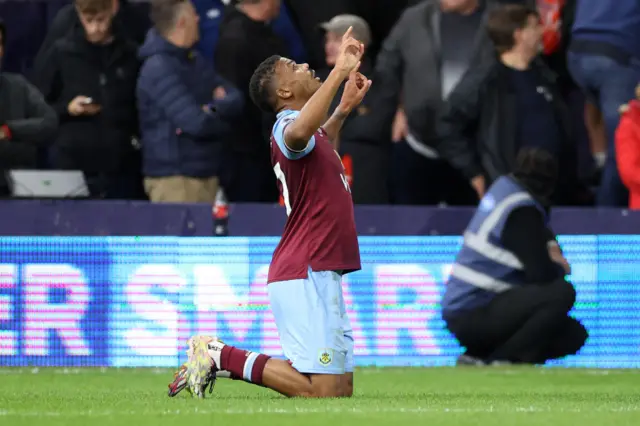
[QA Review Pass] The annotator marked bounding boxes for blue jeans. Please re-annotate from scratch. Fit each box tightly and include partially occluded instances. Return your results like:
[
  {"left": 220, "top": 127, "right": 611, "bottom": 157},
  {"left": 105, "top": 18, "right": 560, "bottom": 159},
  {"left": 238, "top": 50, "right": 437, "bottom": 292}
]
[{"left": 568, "top": 52, "right": 640, "bottom": 206}]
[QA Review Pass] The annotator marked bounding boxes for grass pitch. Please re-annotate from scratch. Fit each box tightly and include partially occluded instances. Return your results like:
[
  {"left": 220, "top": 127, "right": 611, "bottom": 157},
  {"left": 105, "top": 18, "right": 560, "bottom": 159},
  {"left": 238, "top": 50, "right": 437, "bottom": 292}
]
[{"left": 1, "top": 367, "right": 639, "bottom": 426}]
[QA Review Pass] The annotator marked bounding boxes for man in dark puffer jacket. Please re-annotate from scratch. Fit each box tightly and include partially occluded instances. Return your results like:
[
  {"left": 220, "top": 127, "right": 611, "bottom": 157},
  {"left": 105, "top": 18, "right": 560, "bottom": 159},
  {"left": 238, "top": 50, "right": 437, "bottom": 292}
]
[{"left": 137, "top": 0, "right": 242, "bottom": 203}]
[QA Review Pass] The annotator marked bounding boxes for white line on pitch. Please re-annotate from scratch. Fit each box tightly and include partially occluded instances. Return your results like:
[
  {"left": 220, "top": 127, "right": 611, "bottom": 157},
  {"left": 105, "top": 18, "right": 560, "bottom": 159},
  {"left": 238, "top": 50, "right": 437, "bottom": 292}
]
[{"left": 1, "top": 406, "right": 640, "bottom": 417}]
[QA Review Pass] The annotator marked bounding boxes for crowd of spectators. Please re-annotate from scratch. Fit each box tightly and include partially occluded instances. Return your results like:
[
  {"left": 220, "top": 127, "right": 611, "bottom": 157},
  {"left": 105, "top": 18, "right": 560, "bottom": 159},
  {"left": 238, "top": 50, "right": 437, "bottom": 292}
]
[{"left": 0, "top": 0, "right": 639, "bottom": 208}]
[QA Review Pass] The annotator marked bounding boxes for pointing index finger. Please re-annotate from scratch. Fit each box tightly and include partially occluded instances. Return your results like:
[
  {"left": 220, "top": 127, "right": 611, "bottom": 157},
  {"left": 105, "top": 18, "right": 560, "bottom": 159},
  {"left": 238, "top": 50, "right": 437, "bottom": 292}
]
[{"left": 342, "top": 26, "right": 353, "bottom": 42}]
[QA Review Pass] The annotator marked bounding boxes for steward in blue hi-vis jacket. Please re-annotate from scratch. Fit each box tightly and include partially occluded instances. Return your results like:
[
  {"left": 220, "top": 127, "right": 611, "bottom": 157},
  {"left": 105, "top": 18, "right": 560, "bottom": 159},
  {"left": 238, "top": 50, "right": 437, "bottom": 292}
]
[
  {"left": 441, "top": 175, "right": 547, "bottom": 314},
  {"left": 440, "top": 148, "right": 588, "bottom": 366}
]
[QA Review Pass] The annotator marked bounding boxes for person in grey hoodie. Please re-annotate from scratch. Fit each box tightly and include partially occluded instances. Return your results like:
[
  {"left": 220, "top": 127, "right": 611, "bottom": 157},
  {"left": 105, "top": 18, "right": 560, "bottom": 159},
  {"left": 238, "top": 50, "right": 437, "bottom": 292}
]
[{"left": 375, "top": 0, "right": 494, "bottom": 206}]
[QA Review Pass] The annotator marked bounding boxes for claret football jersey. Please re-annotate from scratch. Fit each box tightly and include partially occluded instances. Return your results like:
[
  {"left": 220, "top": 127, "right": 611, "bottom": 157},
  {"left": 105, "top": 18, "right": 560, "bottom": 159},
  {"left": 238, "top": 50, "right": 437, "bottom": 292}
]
[{"left": 267, "top": 109, "right": 361, "bottom": 283}]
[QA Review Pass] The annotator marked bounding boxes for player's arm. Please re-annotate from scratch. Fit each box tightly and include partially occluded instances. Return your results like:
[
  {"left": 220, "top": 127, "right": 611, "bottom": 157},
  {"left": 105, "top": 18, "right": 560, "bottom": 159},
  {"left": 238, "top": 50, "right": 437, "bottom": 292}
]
[
  {"left": 284, "top": 28, "right": 363, "bottom": 152},
  {"left": 322, "top": 108, "right": 349, "bottom": 151},
  {"left": 323, "top": 71, "right": 372, "bottom": 150},
  {"left": 284, "top": 67, "right": 349, "bottom": 152}
]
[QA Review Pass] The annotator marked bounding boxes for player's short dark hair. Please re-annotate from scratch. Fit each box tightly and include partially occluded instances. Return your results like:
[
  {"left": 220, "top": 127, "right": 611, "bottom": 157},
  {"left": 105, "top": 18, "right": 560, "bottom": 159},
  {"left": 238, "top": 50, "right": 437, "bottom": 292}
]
[
  {"left": 249, "top": 55, "right": 281, "bottom": 112},
  {"left": 486, "top": 4, "right": 539, "bottom": 54},
  {"left": 151, "top": 0, "right": 188, "bottom": 35}
]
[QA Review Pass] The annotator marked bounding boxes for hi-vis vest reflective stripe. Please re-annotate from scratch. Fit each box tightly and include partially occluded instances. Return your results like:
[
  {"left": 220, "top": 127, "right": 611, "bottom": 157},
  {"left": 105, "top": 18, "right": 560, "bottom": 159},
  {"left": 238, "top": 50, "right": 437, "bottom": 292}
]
[
  {"left": 442, "top": 176, "right": 544, "bottom": 313},
  {"left": 442, "top": 176, "right": 546, "bottom": 313},
  {"left": 450, "top": 191, "right": 532, "bottom": 293}
]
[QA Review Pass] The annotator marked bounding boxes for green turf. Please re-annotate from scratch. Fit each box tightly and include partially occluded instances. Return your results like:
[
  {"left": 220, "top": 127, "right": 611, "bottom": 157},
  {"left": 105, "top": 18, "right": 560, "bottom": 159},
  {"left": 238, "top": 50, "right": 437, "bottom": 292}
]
[{"left": 1, "top": 367, "right": 639, "bottom": 426}]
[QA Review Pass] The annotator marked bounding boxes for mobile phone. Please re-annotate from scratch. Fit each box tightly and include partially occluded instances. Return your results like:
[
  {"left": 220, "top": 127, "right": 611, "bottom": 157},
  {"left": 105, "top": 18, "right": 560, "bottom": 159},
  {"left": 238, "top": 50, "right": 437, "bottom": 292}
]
[{"left": 82, "top": 97, "right": 95, "bottom": 105}]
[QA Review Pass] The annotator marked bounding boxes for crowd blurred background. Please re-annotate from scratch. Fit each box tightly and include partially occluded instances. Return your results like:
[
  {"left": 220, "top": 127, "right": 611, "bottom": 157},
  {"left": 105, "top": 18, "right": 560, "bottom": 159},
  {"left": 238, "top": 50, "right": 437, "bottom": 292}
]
[{"left": 0, "top": 0, "right": 638, "bottom": 208}]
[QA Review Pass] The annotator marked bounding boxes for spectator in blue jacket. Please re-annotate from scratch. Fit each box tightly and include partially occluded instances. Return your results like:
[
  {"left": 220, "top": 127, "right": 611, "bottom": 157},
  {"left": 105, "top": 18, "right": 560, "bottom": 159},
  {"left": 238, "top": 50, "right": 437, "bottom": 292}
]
[
  {"left": 137, "top": 0, "right": 243, "bottom": 203},
  {"left": 568, "top": 0, "right": 640, "bottom": 207}
]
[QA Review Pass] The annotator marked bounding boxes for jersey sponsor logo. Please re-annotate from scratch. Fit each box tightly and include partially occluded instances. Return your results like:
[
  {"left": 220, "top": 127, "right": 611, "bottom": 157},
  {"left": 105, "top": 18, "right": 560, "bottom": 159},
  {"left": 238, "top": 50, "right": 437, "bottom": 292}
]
[{"left": 318, "top": 349, "right": 333, "bottom": 366}]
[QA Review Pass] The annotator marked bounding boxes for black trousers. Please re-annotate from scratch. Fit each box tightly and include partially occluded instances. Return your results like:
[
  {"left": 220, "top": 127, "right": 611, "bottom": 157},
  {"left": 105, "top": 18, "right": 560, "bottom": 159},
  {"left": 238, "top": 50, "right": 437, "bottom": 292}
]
[
  {"left": 445, "top": 279, "right": 588, "bottom": 364},
  {"left": 390, "top": 140, "right": 477, "bottom": 206},
  {"left": 341, "top": 141, "right": 390, "bottom": 205},
  {"left": 220, "top": 152, "right": 278, "bottom": 203},
  {"left": 84, "top": 173, "right": 146, "bottom": 200}
]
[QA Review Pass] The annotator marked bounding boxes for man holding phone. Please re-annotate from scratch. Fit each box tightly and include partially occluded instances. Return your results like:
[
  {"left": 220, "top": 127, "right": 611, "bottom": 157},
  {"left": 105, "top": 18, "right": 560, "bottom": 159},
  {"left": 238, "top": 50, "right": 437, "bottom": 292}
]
[
  {"left": 36, "top": 0, "right": 143, "bottom": 199},
  {"left": 67, "top": 96, "right": 101, "bottom": 117}
]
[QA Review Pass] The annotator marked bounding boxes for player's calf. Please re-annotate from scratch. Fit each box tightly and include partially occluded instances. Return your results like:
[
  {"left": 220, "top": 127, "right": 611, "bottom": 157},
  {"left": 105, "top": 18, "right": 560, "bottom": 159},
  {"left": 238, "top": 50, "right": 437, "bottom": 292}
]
[
  {"left": 207, "top": 340, "right": 348, "bottom": 398},
  {"left": 171, "top": 336, "right": 351, "bottom": 399},
  {"left": 206, "top": 339, "right": 271, "bottom": 387}
]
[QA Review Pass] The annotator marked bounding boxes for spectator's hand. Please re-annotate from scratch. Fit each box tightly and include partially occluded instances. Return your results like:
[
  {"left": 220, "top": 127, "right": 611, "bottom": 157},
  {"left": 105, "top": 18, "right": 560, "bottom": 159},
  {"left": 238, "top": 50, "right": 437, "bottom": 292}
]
[
  {"left": 338, "top": 70, "right": 372, "bottom": 113},
  {"left": 471, "top": 175, "right": 485, "bottom": 199},
  {"left": 68, "top": 96, "right": 101, "bottom": 116},
  {"left": 213, "top": 86, "right": 227, "bottom": 100},
  {"left": 392, "top": 108, "right": 408, "bottom": 142},
  {"left": 83, "top": 103, "right": 102, "bottom": 115},
  {"left": 0, "top": 126, "right": 7, "bottom": 141},
  {"left": 335, "top": 26, "right": 364, "bottom": 78},
  {"left": 548, "top": 243, "right": 571, "bottom": 275}
]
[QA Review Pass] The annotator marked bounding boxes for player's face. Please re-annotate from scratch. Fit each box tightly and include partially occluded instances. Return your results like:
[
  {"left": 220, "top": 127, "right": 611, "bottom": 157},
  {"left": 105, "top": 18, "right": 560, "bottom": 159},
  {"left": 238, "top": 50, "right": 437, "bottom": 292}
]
[
  {"left": 276, "top": 58, "right": 322, "bottom": 100},
  {"left": 324, "top": 32, "right": 342, "bottom": 67}
]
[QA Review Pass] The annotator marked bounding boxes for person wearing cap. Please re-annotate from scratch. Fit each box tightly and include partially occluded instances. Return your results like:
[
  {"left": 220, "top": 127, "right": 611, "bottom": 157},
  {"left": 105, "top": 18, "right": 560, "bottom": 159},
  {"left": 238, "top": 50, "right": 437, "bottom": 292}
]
[
  {"left": 318, "top": 14, "right": 394, "bottom": 204},
  {"left": 441, "top": 147, "right": 588, "bottom": 366},
  {"left": 321, "top": 15, "right": 371, "bottom": 66}
]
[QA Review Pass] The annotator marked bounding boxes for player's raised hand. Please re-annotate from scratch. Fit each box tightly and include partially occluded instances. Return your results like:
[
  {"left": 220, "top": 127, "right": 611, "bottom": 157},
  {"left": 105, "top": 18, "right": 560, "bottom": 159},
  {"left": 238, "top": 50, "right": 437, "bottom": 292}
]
[
  {"left": 334, "top": 26, "right": 365, "bottom": 77},
  {"left": 338, "top": 69, "right": 372, "bottom": 113}
]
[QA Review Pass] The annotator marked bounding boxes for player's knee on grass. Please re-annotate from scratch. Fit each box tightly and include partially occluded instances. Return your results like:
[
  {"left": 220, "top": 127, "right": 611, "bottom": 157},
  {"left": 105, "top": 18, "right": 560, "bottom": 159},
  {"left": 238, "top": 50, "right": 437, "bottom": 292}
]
[
  {"left": 261, "top": 358, "right": 344, "bottom": 398},
  {"left": 341, "top": 373, "right": 353, "bottom": 397},
  {"left": 308, "top": 374, "right": 344, "bottom": 398}
]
